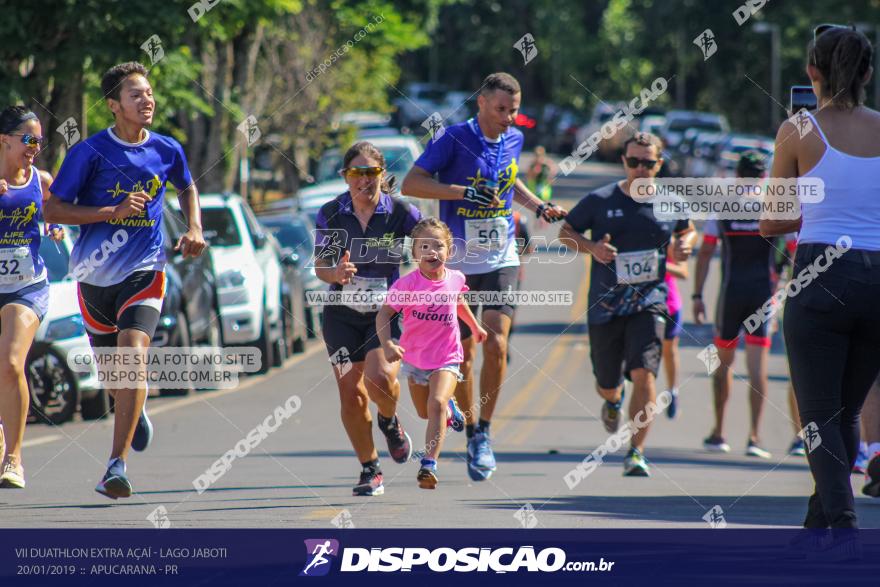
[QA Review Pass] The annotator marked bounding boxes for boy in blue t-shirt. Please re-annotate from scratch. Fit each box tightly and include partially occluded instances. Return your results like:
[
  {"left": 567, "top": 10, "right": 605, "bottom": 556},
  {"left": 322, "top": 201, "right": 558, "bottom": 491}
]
[{"left": 45, "top": 61, "right": 206, "bottom": 499}]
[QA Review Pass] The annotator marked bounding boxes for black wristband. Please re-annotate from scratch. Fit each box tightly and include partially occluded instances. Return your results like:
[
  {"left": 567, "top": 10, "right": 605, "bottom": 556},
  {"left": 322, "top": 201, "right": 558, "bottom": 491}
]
[
  {"left": 535, "top": 203, "right": 546, "bottom": 219},
  {"left": 691, "top": 294, "right": 702, "bottom": 300}
]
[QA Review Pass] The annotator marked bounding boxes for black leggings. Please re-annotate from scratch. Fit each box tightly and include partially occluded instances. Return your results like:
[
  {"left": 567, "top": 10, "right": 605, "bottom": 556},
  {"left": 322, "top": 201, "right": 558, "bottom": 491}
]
[{"left": 783, "top": 244, "right": 880, "bottom": 529}]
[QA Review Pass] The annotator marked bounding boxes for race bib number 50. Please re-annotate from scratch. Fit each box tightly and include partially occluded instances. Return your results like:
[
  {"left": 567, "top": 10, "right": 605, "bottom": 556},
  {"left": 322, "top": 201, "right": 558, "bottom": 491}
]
[
  {"left": 465, "top": 217, "right": 508, "bottom": 252},
  {"left": 615, "top": 249, "right": 659, "bottom": 284}
]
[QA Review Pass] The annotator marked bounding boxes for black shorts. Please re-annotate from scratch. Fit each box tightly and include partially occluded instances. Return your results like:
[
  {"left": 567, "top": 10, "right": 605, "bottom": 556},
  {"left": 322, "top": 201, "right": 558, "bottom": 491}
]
[
  {"left": 715, "top": 285, "right": 772, "bottom": 348},
  {"left": 322, "top": 304, "right": 401, "bottom": 364},
  {"left": 459, "top": 265, "right": 519, "bottom": 339},
  {"left": 588, "top": 309, "right": 665, "bottom": 389},
  {"left": 77, "top": 270, "right": 165, "bottom": 347}
]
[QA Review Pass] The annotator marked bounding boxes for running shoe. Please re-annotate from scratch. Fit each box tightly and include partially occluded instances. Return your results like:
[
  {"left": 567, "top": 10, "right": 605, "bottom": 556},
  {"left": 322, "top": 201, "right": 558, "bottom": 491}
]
[
  {"left": 95, "top": 458, "right": 132, "bottom": 499},
  {"left": 863, "top": 453, "right": 880, "bottom": 498},
  {"left": 666, "top": 389, "right": 679, "bottom": 419},
  {"left": 623, "top": 447, "right": 650, "bottom": 477},
  {"left": 418, "top": 460, "right": 438, "bottom": 490},
  {"left": 601, "top": 391, "right": 624, "bottom": 433},
  {"left": 467, "top": 430, "right": 496, "bottom": 481},
  {"left": 0, "top": 458, "right": 24, "bottom": 489},
  {"left": 788, "top": 438, "right": 807, "bottom": 457},
  {"left": 353, "top": 469, "right": 384, "bottom": 496},
  {"left": 381, "top": 417, "right": 412, "bottom": 464},
  {"left": 131, "top": 407, "right": 153, "bottom": 452},
  {"left": 446, "top": 398, "right": 465, "bottom": 432},
  {"left": 746, "top": 440, "right": 772, "bottom": 459},
  {"left": 703, "top": 435, "right": 731, "bottom": 453},
  {"left": 853, "top": 444, "right": 869, "bottom": 475}
]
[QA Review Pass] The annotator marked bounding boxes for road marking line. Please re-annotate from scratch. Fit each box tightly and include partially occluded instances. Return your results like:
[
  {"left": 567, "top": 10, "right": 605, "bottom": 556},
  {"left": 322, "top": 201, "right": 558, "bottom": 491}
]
[
  {"left": 22, "top": 434, "right": 64, "bottom": 448},
  {"left": 491, "top": 257, "right": 589, "bottom": 438},
  {"left": 505, "top": 340, "right": 586, "bottom": 446},
  {"left": 23, "top": 344, "right": 325, "bottom": 447}
]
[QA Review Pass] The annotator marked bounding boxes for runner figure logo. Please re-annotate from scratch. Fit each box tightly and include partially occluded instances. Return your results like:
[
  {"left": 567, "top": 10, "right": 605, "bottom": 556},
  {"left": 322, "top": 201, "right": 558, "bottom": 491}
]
[
  {"left": 330, "top": 347, "right": 352, "bottom": 377},
  {"left": 237, "top": 115, "right": 262, "bottom": 146},
  {"left": 140, "top": 34, "right": 165, "bottom": 65},
  {"left": 56, "top": 117, "right": 81, "bottom": 147},
  {"left": 693, "top": 29, "right": 717, "bottom": 61},
  {"left": 422, "top": 112, "right": 446, "bottom": 142},
  {"left": 300, "top": 539, "right": 339, "bottom": 576},
  {"left": 697, "top": 344, "right": 721, "bottom": 375},
  {"left": 789, "top": 109, "right": 814, "bottom": 139},
  {"left": 702, "top": 505, "right": 727, "bottom": 529},
  {"left": 799, "top": 422, "right": 822, "bottom": 453},
  {"left": 514, "top": 33, "right": 538, "bottom": 65}
]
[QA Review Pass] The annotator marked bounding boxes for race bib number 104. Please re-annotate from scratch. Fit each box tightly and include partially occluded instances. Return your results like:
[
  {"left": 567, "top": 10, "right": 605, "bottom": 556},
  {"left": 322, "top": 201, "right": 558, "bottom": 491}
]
[{"left": 615, "top": 249, "right": 659, "bottom": 284}]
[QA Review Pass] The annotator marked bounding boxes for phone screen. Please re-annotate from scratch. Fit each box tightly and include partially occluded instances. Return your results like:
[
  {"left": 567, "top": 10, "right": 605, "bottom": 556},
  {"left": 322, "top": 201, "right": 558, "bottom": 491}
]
[{"left": 790, "top": 86, "right": 817, "bottom": 113}]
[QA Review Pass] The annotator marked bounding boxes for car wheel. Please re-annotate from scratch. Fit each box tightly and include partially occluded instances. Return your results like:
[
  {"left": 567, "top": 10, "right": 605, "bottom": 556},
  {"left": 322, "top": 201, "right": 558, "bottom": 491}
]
[
  {"left": 26, "top": 343, "right": 79, "bottom": 425},
  {"left": 255, "top": 307, "right": 274, "bottom": 375},
  {"left": 80, "top": 388, "right": 111, "bottom": 421},
  {"left": 160, "top": 311, "right": 194, "bottom": 397}
]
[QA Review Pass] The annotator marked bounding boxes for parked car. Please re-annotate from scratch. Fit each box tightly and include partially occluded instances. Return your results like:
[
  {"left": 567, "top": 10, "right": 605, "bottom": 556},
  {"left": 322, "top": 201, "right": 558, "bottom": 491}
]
[
  {"left": 258, "top": 208, "right": 327, "bottom": 338},
  {"left": 392, "top": 82, "right": 448, "bottom": 129},
  {"left": 152, "top": 203, "right": 222, "bottom": 395},
  {"left": 28, "top": 226, "right": 106, "bottom": 424},
  {"left": 297, "top": 134, "right": 432, "bottom": 223},
  {"left": 660, "top": 110, "right": 730, "bottom": 152},
  {"left": 192, "top": 193, "right": 285, "bottom": 374},
  {"left": 712, "top": 133, "right": 774, "bottom": 177},
  {"left": 257, "top": 210, "right": 321, "bottom": 345},
  {"left": 682, "top": 131, "right": 728, "bottom": 177}
]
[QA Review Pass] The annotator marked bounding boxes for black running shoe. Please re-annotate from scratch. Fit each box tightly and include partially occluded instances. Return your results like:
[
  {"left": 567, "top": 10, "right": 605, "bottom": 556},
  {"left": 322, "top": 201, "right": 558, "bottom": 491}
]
[
  {"left": 353, "top": 469, "right": 384, "bottom": 496},
  {"left": 382, "top": 418, "right": 413, "bottom": 464}
]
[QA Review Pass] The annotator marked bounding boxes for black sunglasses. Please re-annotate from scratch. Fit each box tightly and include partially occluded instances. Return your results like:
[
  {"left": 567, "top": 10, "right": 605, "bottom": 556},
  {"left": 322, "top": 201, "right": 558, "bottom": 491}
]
[
  {"left": 625, "top": 157, "right": 658, "bottom": 170},
  {"left": 814, "top": 23, "right": 856, "bottom": 41}
]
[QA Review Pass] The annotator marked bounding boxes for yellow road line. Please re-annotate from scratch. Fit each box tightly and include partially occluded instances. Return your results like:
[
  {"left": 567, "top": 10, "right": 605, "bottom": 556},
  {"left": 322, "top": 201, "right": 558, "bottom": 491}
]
[{"left": 492, "top": 257, "right": 590, "bottom": 438}]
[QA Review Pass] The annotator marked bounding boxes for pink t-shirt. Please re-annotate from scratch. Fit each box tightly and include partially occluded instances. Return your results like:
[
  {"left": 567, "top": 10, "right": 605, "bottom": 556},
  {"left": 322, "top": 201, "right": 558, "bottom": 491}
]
[
  {"left": 665, "top": 270, "right": 681, "bottom": 315},
  {"left": 387, "top": 268, "right": 468, "bottom": 370}
]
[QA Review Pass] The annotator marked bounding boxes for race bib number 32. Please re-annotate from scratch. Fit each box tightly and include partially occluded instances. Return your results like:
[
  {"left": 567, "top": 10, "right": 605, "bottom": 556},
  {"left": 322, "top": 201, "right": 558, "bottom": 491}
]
[
  {"left": 615, "top": 249, "right": 659, "bottom": 284},
  {"left": 0, "top": 246, "right": 33, "bottom": 284}
]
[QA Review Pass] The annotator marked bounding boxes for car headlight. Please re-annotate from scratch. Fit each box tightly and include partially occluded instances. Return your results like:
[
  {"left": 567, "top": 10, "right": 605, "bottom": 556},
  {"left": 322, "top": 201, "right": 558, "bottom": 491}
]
[
  {"left": 45, "top": 315, "right": 86, "bottom": 340},
  {"left": 218, "top": 269, "right": 246, "bottom": 289}
]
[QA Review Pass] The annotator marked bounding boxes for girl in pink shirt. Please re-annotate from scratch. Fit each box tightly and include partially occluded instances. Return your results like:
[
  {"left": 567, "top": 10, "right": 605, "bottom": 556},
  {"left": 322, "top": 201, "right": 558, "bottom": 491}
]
[{"left": 377, "top": 218, "right": 487, "bottom": 489}]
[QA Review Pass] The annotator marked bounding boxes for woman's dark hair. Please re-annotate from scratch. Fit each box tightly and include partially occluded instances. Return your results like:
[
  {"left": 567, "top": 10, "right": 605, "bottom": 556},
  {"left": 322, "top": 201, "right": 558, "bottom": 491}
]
[
  {"left": 342, "top": 141, "right": 397, "bottom": 194},
  {"left": 809, "top": 27, "right": 873, "bottom": 108},
  {"left": 101, "top": 62, "right": 149, "bottom": 101},
  {"left": 0, "top": 105, "right": 37, "bottom": 134}
]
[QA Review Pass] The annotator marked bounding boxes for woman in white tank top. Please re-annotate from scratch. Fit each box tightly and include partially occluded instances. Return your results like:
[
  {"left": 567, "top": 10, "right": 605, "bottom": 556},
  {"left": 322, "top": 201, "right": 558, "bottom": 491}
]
[{"left": 761, "top": 25, "right": 880, "bottom": 544}]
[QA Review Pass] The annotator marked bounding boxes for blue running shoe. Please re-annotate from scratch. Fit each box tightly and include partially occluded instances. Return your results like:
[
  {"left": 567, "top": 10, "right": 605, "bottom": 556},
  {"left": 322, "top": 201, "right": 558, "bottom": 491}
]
[
  {"left": 131, "top": 407, "right": 153, "bottom": 452},
  {"left": 788, "top": 437, "right": 807, "bottom": 457},
  {"left": 854, "top": 444, "right": 869, "bottom": 475},
  {"left": 95, "top": 458, "right": 132, "bottom": 499},
  {"left": 467, "top": 430, "right": 496, "bottom": 482},
  {"left": 447, "top": 398, "right": 465, "bottom": 432}
]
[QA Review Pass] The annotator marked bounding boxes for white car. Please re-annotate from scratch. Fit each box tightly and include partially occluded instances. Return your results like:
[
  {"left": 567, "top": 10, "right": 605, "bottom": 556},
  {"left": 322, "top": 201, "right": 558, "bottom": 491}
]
[
  {"left": 29, "top": 226, "right": 106, "bottom": 425},
  {"left": 193, "top": 194, "right": 285, "bottom": 374},
  {"left": 297, "top": 134, "right": 435, "bottom": 222}
]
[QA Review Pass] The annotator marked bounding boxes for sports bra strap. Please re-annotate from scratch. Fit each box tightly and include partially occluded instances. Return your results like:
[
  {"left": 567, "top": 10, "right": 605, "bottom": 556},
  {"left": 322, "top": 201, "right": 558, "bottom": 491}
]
[{"left": 802, "top": 110, "right": 830, "bottom": 145}]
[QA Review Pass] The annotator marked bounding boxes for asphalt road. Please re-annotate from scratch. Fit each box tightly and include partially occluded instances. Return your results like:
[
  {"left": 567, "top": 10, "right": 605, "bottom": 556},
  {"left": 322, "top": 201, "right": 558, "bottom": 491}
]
[{"left": 4, "top": 162, "right": 879, "bottom": 529}]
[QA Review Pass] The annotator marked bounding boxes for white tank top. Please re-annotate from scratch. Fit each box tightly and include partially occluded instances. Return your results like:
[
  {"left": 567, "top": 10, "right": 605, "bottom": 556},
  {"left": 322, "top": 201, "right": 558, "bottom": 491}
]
[{"left": 798, "top": 111, "right": 880, "bottom": 251}]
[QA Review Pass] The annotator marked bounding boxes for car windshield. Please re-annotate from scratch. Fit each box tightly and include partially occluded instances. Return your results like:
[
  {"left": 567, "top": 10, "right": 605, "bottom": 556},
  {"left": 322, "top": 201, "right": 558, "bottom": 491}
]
[
  {"left": 669, "top": 118, "right": 722, "bottom": 132},
  {"left": 316, "top": 146, "right": 414, "bottom": 183},
  {"left": 202, "top": 208, "right": 242, "bottom": 246},
  {"left": 39, "top": 237, "right": 70, "bottom": 283},
  {"left": 260, "top": 218, "right": 312, "bottom": 251}
]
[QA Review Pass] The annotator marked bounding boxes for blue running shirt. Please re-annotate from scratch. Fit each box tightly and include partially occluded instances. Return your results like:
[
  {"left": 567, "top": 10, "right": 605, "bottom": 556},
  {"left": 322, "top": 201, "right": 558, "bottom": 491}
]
[
  {"left": 414, "top": 119, "right": 523, "bottom": 275},
  {"left": 0, "top": 166, "right": 46, "bottom": 293},
  {"left": 50, "top": 128, "right": 193, "bottom": 286}
]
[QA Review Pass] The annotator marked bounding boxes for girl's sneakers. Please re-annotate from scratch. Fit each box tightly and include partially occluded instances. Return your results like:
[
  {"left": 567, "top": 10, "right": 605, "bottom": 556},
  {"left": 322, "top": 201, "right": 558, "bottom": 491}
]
[{"left": 418, "top": 459, "right": 438, "bottom": 489}]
